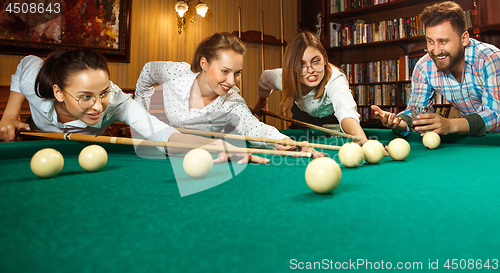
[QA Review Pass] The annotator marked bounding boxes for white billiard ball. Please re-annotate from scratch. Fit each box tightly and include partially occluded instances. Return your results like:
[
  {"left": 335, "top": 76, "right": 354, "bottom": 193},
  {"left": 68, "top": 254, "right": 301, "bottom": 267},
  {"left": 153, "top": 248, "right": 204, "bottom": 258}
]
[
  {"left": 387, "top": 138, "right": 411, "bottom": 161},
  {"left": 30, "top": 148, "right": 64, "bottom": 178},
  {"left": 79, "top": 145, "right": 108, "bottom": 172},
  {"left": 362, "top": 140, "right": 385, "bottom": 164},
  {"left": 338, "top": 142, "right": 364, "bottom": 168},
  {"left": 183, "top": 148, "right": 213, "bottom": 178},
  {"left": 422, "top": 131, "right": 441, "bottom": 149},
  {"left": 305, "top": 157, "right": 342, "bottom": 194}
]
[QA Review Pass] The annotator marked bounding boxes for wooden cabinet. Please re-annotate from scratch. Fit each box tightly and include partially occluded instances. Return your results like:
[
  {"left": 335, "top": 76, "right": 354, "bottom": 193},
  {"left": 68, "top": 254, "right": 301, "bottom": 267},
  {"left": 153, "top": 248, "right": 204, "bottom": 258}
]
[{"left": 302, "top": 0, "right": 500, "bottom": 127}]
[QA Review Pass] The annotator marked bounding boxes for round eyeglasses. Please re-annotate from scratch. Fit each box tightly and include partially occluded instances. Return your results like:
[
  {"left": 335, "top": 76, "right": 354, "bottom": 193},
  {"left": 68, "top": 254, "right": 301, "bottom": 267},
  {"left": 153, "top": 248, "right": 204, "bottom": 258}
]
[
  {"left": 299, "top": 60, "right": 325, "bottom": 76},
  {"left": 63, "top": 85, "right": 117, "bottom": 110}
]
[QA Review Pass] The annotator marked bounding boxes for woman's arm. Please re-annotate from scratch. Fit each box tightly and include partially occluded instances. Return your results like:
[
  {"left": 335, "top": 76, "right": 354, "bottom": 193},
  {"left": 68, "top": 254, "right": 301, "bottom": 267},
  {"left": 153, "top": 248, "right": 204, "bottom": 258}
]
[{"left": 0, "top": 91, "right": 30, "bottom": 141}]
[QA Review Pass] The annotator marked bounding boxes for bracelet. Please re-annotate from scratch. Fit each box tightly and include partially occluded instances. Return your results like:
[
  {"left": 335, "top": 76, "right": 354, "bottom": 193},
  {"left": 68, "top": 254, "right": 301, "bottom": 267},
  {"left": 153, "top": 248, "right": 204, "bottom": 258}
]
[{"left": 259, "top": 97, "right": 269, "bottom": 104}]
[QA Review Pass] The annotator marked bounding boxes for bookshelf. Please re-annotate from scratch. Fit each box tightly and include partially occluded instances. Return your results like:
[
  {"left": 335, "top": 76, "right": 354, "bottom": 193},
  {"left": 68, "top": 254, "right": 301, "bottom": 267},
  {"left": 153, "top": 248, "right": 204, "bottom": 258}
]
[{"left": 305, "top": 0, "right": 499, "bottom": 128}]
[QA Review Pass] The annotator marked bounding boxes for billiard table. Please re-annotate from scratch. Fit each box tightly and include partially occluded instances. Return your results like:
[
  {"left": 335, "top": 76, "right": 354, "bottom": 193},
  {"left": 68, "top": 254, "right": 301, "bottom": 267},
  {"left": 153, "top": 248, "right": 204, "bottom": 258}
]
[{"left": 1, "top": 129, "right": 500, "bottom": 272}]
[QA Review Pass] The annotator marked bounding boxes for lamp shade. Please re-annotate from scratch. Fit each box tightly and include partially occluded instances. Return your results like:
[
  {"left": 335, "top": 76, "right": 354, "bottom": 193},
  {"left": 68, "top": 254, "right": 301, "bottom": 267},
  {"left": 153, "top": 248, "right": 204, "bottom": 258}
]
[
  {"left": 195, "top": 2, "right": 209, "bottom": 17},
  {"left": 175, "top": 0, "right": 189, "bottom": 17}
]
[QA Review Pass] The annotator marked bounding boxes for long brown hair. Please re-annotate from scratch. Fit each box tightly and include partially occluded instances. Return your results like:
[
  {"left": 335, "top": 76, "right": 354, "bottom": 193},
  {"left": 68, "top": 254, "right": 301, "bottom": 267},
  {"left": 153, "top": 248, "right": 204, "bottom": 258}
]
[
  {"left": 281, "top": 31, "right": 332, "bottom": 113},
  {"left": 191, "top": 32, "right": 246, "bottom": 73}
]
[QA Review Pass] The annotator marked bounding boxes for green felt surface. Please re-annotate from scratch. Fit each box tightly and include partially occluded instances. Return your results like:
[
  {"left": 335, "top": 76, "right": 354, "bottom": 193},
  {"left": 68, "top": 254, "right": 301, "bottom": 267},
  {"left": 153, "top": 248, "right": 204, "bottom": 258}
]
[{"left": 1, "top": 129, "right": 500, "bottom": 273}]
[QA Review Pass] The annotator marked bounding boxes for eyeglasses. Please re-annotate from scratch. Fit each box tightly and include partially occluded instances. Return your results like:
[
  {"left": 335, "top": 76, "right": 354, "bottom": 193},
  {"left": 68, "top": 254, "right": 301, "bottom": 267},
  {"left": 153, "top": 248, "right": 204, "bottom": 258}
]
[
  {"left": 63, "top": 85, "right": 116, "bottom": 110},
  {"left": 299, "top": 60, "right": 325, "bottom": 76}
]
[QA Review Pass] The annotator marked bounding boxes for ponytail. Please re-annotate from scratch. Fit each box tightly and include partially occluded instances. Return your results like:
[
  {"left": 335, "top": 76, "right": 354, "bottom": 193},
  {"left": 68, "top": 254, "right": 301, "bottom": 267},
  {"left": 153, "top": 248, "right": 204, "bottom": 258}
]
[
  {"left": 191, "top": 32, "right": 246, "bottom": 73},
  {"left": 35, "top": 48, "right": 110, "bottom": 99}
]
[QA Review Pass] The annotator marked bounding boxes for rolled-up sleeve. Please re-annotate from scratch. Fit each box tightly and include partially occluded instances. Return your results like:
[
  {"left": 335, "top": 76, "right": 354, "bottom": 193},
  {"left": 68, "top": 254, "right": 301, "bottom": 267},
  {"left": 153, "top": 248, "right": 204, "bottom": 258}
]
[
  {"left": 258, "top": 69, "right": 283, "bottom": 98},
  {"left": 113, "top": 84, "right": 180, "bottom": 143},
  {"left": 135, "top": 61, "right": 185, "bottom": 110},
  {"left": 325, "top": 71, "right": 360, "bottom": 124}
]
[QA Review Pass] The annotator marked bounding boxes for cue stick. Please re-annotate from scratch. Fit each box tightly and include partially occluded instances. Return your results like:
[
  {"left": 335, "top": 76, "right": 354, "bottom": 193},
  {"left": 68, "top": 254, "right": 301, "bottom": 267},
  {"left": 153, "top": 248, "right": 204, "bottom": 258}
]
[
  {"left": 238, "top": 7, "right": 241, "bottom": 38},
  {"left": 260, "top": 10, "right": 266, "bottom": 124},
  {"left": 19, "top": 131, "right": 313, "bottom": 157},
  {"left": 258, "top": 109, "right": 363, "bottom": 141},
  {"left": 279, "top": 0, "right": 286, "bottom": 130},
  {"left": 261, "top": 10, "right": 265, "bottom": 72},
  {"left": 175, "top": 128, "right": 341, "bottom": 151},
  {"left": 238, "top": 7, "right": 243, "bottom": 96}
]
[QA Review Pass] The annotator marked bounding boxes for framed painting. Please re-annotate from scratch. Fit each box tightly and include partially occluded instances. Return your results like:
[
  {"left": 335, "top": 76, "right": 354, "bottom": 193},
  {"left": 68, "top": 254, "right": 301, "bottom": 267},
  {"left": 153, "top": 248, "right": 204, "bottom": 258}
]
[{"left": 0, "top": 0, "right": 132, "bottom": 62}]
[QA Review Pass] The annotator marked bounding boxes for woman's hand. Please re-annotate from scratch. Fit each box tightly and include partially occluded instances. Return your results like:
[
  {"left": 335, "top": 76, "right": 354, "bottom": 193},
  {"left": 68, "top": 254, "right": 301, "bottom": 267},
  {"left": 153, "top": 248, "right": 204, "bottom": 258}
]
[
  {"left": 251, "top": 97, "right": 269, "bottom": 116},
  {"left": 0, "top": 117, "right": 30, "bottom": 142},
  {"left": 275, "top": 140, "right": 327, "bottom": 159},
  {"left": 209, "top": 139, "right": 270, "bottom": 164}
]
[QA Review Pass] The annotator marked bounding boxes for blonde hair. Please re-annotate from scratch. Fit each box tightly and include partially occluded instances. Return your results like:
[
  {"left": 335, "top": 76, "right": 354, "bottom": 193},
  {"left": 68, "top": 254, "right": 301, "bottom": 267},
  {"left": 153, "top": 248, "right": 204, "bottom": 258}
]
[
  {"left": 191, "top": 32, "right": 246, "bottom": 73},
  {"left": 281, "top": 31, "right": 333, "bottom": 114}
]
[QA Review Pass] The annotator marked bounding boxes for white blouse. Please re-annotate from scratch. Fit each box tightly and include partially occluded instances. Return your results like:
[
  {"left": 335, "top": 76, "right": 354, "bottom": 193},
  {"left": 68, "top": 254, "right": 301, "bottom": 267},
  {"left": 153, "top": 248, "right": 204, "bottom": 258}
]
[
  {"left": 134, "top": 61, "right": 287, "bottom": 148},
  {"left": 10, "top": 55, "right": 178, "bottom": 143},
  {"left": 258, "top": 65, "right": 360, "bottom": 125}
]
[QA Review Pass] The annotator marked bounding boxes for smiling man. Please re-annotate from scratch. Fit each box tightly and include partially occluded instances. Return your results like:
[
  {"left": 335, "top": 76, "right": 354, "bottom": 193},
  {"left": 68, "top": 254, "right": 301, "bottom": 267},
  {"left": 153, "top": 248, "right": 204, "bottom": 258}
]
[{"left": 372, "top": 1, "right": 500, "bottom": 137}]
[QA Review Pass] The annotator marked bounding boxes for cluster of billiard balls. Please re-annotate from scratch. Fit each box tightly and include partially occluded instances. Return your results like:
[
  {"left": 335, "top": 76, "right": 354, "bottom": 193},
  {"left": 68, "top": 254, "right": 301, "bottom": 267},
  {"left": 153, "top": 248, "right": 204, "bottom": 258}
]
[
  {"left": 305, "top": 131, "right": 441, "bottom": 194},
  {"left": 180, "top": 132, "right": 442, "bottom": 192},
  {"left": 30, "top": 145, "right": 108, "bottom": 178}
]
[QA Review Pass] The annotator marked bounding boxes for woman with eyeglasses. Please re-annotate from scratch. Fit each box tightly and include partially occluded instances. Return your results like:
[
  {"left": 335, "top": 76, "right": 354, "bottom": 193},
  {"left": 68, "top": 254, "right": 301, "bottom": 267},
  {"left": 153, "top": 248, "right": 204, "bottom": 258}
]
[
  {"left": 253, "top": 31, "right": 367, "bottom": 143},
  {"left": 0, "top": 48, "right": 247, "bottom": 157},
  {"left": 135, "top": 32, "right": 326, "bottom": 163}
]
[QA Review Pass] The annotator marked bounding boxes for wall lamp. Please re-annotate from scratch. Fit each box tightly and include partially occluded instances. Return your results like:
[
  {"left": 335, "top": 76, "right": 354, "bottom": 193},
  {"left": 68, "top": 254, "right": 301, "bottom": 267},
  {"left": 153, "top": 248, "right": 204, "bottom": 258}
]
[{"left": 175, "top": 0, "right": 209, "bottom": 34}]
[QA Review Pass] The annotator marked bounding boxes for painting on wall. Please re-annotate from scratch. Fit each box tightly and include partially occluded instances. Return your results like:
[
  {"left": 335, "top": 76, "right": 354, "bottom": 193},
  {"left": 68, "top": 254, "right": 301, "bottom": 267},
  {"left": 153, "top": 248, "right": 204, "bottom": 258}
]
[{"left": 0, "top": 0, "right": 132, "bottom": 62}]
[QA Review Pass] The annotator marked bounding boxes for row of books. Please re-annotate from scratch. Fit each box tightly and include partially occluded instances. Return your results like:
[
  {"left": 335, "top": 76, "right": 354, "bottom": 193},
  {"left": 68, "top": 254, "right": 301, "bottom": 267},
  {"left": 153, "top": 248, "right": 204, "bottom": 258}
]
[
  {"left": 329, "top": 10, "right": 474, "bottom": 48},
  {"left": 340, "top": 49, "right": 427, "bottom": 85},
  {"left": 341, "top": 60, "right": 399, "bottom": 84},
  {"left": 402, "top": 79, "right": 449, "bottom": 105},
  {"left": 330, "top": 0, "right": 394, "bottom": 14},
  {"left": 399, "top": 49, "right": 428, "bottom": 81},
  {"left": 434, "top": 106, "right": 460, "bottom": 119},
  {"left": 361, "top": 79, "right": 448, "bottom": 106},
  {"left": 329, "top": 16, "right": 425, "bottom": 47},
  {"left": 432, "top": 91, "right": 449, "bottom": 105},
  {"left": 352, "top": 84, "right": 398, "bottom": 106},
  {"left": 402, "top": 82, "right": 410, "bottom": 105}
]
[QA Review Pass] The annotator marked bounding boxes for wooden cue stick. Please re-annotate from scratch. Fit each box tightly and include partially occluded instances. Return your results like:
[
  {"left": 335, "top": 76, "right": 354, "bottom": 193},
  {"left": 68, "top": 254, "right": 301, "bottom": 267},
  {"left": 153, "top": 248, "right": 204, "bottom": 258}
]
[
  {"left": 238, "top": 7, "right": 243, "bottom": 95},
  {"left": 238, "top": 7, "right": 241, "bottom": 38},
  {"left": 175, "top": 128, "right": 341, "bottom": 151},
  {"left": 280, "top": 0, "right": 286, "bottom": 130},
  {"left": 19, "top": 131, "right": 313, "bottom": 157},
  {"left": 259, "top": 109, "right": 363, "bottom": 141},
  {"left": 260, "top": 10, "right": 266, "bottom": 124},
  {"left": 261, "top": 10, "right": 265, "bottom": 72}
]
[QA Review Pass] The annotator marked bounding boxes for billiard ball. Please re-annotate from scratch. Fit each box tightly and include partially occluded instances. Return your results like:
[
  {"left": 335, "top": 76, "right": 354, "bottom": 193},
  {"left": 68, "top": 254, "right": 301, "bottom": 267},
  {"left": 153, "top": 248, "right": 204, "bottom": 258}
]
[
  {"left": 338, "top": 142, "right": 364, "bottom": 167},
  {"left": 422, "top": 131, "right": 441, "bottom": 149},
  {"left": 387, "top": 138, "right": 411, "bottom": 161},
  {"left": 30, "top": 148, "right": 64, "bottom": 178},
  {"left": 362, "top": 140, "right": 385, "bottom": 164},
  {"left": 79, "top": 145, "right": 108, "bottom": 172},
  {"left": 305, "top": 157, "right": 342, "bottom": 194},
  {"left": 183, "top": 148, "right": 213, "bottom": 178}
]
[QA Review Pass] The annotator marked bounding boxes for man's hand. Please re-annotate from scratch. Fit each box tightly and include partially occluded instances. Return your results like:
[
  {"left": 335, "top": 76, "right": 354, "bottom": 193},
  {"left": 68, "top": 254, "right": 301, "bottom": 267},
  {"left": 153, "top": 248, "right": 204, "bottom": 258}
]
[
  {"left": 413, "top": 113, "right": 466, "bottom": 135},
  {"left": 371, "top": 105, "right": 407, "bottom": 131}
]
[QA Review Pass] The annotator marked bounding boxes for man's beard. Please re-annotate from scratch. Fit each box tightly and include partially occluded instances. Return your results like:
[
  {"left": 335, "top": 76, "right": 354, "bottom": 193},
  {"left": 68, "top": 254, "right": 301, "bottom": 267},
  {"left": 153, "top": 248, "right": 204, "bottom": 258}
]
[{"left": 430, "top": 46, "right": 464, "bottom": 72}]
